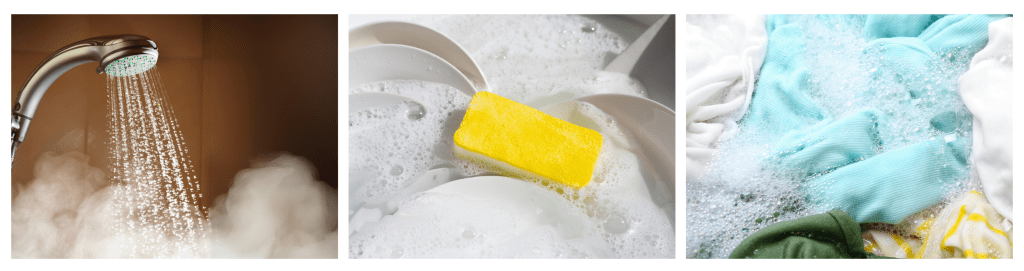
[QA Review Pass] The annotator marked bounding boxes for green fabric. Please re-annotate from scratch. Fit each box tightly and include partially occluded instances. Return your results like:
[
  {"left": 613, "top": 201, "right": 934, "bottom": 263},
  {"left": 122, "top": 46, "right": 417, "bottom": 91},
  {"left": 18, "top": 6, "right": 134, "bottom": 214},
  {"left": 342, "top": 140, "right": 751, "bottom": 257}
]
[{"left": 730, "top": 210, "right": 874, "bottom": 259}]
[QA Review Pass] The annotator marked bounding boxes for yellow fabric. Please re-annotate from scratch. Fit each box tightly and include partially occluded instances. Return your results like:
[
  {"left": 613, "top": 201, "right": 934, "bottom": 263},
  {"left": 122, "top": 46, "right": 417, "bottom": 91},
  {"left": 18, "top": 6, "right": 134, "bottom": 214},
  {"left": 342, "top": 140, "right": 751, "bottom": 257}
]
[
  {"left": 453, "top": 92, "right": 603, "bottom": 189},
  {"left": 862, "top": 191, "right": 1013, "bottom": 259},
  {"left": 926, "top": 192, "right": 1012, "bottom": 259},
  {"left": 863, "top": 239, "right": 879, "bottom": 254},
  {"left": 863, "top": 231, "right": 921, "bottom": 258}
]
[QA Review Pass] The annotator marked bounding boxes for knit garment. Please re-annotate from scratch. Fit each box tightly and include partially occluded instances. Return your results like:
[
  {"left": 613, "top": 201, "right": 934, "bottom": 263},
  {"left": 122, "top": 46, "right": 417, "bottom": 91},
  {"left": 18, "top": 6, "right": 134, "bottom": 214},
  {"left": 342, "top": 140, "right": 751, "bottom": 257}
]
[
  {"left": 729, "top": 209, "right": 884, "bottom": 259},
  {"left": 862, "top": 230, "right": 923, "bottom": 259},
  {"left": 862, "top": 192, "right": 1013, "bottom": 259},
  {"left": 771, "top": 108, "right": 887, "bottom": 174},
  {"left": 685, "top": 15, "right": 768, "bottom": 181},
  {"left": 805, "top": 136, "right": 969, "bottom": 224},
  {"left": 745, "top": 14, "right": 1007, "bottom": 224},
  {"left": 958, "top": 17, "right": 1013, "bottom": 222},
  {"left": 748, "top": 14, "right": 1004, "bottom": 133}
]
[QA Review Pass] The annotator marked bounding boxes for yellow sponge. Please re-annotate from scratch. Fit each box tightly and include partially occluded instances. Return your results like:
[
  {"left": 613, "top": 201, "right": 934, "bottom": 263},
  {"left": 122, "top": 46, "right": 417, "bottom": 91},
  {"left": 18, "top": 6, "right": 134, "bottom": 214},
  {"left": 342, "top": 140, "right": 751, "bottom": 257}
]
[{"left": 453, "top": 92, "right": 603, "bottom": 189}]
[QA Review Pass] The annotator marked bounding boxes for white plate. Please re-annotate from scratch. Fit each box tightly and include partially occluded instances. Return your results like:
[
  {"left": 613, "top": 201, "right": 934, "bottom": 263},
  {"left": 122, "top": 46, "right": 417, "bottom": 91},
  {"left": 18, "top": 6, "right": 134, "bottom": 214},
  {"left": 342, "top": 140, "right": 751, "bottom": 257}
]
[
  {"left": 349, "top": 44, "right": 476, "bottom": 97},
  {"left": 350, "top": 21, "right": 488, "bottom": 91},
  {"left": 422, "top": 175, "right": 600, "bottom": 239},
  {"left": 348, "top": 15, "right": 673, "bottom": 109}
]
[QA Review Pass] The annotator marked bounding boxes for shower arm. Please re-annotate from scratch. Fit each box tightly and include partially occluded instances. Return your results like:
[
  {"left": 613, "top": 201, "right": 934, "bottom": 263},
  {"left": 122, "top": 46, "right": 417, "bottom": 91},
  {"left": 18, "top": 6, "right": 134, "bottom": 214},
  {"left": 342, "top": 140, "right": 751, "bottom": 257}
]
[{"left": 12, "top": 35, "right": 158, "bottom": 164}]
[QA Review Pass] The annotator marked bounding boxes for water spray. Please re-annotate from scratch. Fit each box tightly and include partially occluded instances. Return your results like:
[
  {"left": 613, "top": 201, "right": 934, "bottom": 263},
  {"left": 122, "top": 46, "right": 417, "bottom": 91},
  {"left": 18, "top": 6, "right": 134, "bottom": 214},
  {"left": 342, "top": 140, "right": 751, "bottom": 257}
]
[{"left": 12, "top": 35, "right": 159, "bottom": 165}]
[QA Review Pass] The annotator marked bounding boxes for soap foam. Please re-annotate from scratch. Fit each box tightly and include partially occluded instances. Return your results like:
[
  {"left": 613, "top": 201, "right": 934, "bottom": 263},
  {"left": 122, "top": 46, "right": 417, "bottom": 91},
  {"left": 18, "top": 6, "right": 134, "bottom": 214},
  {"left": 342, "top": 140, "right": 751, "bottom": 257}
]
[
  {"left": 349, "top": 15, "right": 668, "bottom": 258},
  {"left": 349, "top": 80, "right": 487, "bottom": 217},
  {"left": 350, "top": 177, "right": 613, "bottom": 258},
  {"left": 564, "top": 102, "right": 674, "bottom": 258},
  {"left": 408, "top": 15, "right": 646, "bottom": 106},
  {"left": 349, "top": 99, "right": 674, "bottom": 258},
  {"left": 686, "top": 15, "right": 977, "bottom": 258}
]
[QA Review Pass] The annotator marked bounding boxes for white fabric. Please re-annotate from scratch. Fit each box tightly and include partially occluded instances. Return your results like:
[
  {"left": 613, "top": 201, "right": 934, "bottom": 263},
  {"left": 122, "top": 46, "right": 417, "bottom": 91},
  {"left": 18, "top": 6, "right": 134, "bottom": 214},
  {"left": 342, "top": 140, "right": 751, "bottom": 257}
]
[
  {"left": 685, "top": 15, "right": 768, "bottom": 180},
  {"left": 861, "top": 192, "right": 1013, "bottom": 259},
  {"left": 958, "top": 17, "right": 1013, "bottom": 222}
]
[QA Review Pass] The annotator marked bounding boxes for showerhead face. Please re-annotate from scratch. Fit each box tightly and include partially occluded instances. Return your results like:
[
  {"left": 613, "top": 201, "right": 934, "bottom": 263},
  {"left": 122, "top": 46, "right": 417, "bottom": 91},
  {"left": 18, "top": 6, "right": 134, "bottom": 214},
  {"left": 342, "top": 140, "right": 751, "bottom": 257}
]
[
  {"left": 99, "top": 45, "right": 159, "bottom": 77},
  {"left": 104, "top": 54, "right": 157, "bottom": 77}
]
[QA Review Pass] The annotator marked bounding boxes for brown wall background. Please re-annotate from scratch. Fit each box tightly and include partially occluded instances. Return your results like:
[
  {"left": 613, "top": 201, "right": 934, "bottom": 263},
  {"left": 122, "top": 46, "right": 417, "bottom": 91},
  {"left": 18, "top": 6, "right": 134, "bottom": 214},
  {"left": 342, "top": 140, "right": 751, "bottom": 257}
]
[{"left": 11, "top": 15, "right": 338, "bottom": 209}]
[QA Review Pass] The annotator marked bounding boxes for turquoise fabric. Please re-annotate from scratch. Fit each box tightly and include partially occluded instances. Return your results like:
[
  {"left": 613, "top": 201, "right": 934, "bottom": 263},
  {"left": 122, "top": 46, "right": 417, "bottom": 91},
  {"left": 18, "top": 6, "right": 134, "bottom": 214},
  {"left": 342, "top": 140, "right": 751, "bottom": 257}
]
[
  {"left": 746, "top": 15, "right": 1007, "bottom": 224},
  {"left": 804, "top": 137, "right": 969, "bottom": 223},
  {"left": 745, "top": 16, "right": 824, "bottom": 133},
  {"left": 772, "top": 108, "right": 886, "bottom": 174},
  {"left": 930, "top": 110, "right": 969, "bottom": 133},
  {"left": 864, "top": 15, "right": 941, "bottom": 39}
]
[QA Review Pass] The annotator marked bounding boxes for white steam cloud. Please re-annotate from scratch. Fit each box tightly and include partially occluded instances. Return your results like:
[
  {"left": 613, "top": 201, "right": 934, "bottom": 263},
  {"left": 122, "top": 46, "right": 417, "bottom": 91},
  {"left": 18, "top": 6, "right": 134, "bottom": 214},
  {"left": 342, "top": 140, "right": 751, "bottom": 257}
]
[
  {"left": 209, "top": 154, "right": 339, "bottom": 258},
  {"left": 11, "top": 151, "right": 338, "bottom": 258}
]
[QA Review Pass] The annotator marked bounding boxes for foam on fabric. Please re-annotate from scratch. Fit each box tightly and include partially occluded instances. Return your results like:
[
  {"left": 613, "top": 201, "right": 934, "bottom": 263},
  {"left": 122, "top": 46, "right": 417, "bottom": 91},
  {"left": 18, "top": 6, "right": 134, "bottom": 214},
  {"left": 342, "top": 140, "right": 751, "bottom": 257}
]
[
  {"left": 958, "top": 17, "right": 1014, "bottom": 222},
  {"left": 862, "top": 191, "right": 1013, "bottom": 258},
  {"left": 686, "top": 14, "right": 1007, "bottom": 258},
  {"left": 728, "top": 209, "right": 871, "bottom": 259},
  {"left": 685, "top": 14, "right": 768, "bottom": 181}
]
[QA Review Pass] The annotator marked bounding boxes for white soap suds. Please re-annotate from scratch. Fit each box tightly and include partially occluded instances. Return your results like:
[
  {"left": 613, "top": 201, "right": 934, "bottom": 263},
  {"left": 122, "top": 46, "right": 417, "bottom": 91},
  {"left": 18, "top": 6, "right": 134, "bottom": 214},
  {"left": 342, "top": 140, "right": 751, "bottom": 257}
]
[
  {"left": 408, "top": 15, "right": 646, "bottom": 106},
  {"left": 349, "top": 100, "right": 674, "bottom": 258},
  {"left": 349, "top": 80, "right": 487, "bottom": 217},
  {"left": 348, "top": 15, "right": 670, "bottom": 258},
  {"left": 686, "top": 16, "right": 977, "bottom": 258},
  {"left": 685, "top": 14, "right": 769, "bottom": 182},
  {"left": 958, "top": 17, "right": 1013, "bottom": 222}
]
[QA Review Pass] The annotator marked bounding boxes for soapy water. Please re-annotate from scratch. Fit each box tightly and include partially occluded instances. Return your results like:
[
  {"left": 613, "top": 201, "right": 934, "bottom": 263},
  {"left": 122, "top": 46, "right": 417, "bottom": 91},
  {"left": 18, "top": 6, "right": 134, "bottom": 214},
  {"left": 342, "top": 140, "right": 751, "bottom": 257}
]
[
  {"left": 409, "top": 15, "right": 647, "bottom": 106},
  {"left": 686, "top": 16, "right": 977, "bottom": 258},
  {"left": 349, "top": 82, "right": 672, "bottom": 258},
  {"left": 11, "top": 68, "right": 337, "bottom": 258},
  {"left": 349, "top": 80, "right": 488, "bottom": 217},
  {"left": 349, "top": 15, "right": 671, "bottom": 258}
]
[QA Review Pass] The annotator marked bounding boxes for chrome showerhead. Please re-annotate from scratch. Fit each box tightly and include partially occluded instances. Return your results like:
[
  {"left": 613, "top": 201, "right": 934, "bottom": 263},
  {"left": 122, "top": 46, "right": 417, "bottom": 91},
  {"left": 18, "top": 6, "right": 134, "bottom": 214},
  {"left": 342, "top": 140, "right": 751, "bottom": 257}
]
[
  {"left": 12, "top": 35, "right": 159, "bottom": 164},
  {"left": 97, "top": 39, "right": 159, "bottom": 77}
]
